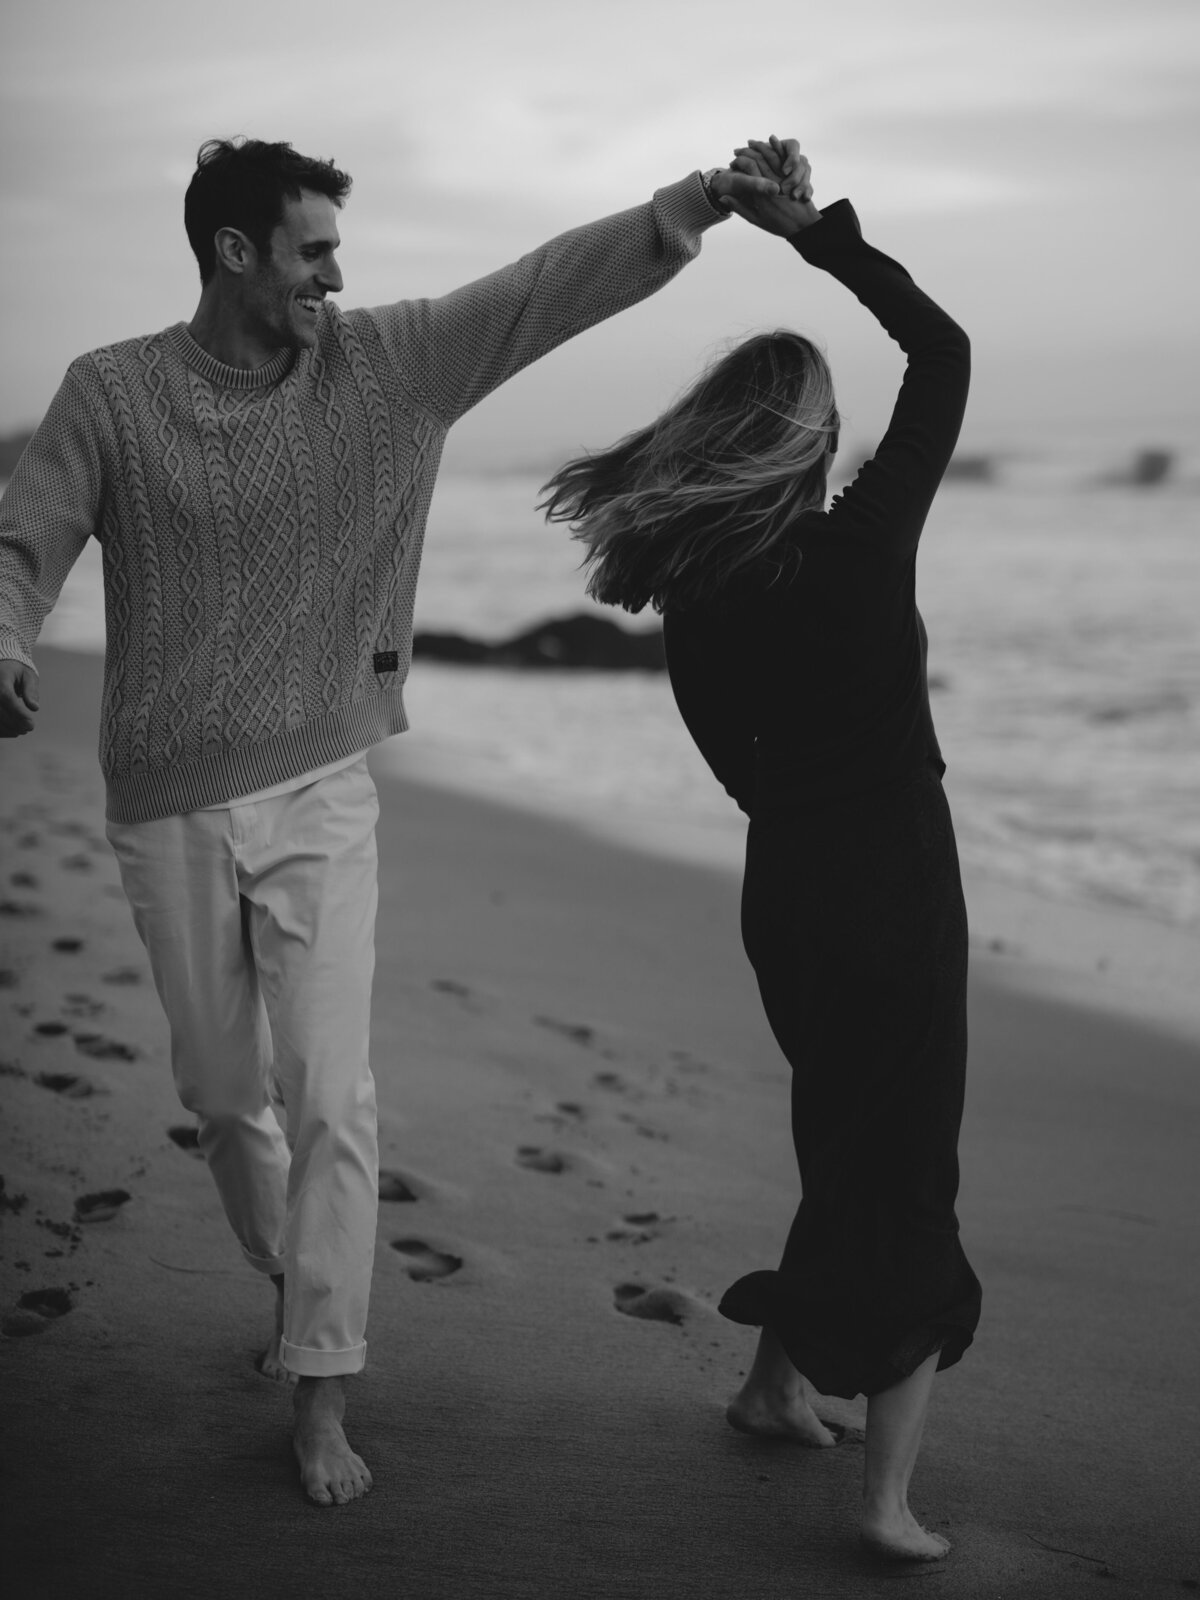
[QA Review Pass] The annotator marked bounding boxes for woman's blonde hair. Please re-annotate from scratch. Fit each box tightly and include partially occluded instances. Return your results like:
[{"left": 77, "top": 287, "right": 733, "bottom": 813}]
[{"left": 539, "top": 331, "right": 838, "bottom": 614}]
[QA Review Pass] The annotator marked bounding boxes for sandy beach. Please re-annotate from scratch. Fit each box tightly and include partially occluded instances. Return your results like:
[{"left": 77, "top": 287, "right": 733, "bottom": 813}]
[{"left": 2, "top": 644, "right": 1198, "bottom": 1600}]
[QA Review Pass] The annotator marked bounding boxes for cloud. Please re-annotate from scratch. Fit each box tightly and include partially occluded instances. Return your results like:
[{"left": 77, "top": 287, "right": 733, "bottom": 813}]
[{"left": 2, "top": 0, "right": 1197, "bottom": 442}]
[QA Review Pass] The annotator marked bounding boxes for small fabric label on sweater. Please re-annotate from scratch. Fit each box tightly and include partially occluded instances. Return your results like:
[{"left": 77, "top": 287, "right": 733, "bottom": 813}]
[{"left": 373, "top": 651, "right": 399, "bottom": 674}]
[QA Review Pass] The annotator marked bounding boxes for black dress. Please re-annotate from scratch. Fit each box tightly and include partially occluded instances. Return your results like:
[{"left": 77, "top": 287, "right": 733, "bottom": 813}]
[{"left": 662, "top": 201, "right": 982, "bottom": 1400}]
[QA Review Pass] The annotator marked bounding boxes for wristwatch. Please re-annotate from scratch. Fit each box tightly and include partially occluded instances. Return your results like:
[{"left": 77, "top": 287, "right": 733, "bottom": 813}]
[{"left": 699, "top": 167, "right": 726, "bottom": 214}]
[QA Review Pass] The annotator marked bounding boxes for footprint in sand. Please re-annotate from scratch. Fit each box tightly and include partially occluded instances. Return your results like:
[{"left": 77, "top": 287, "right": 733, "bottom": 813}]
[
  {"left": 430, "top": 977, "right": 489, "bottom": 1014},
  {"left": 51, "top": 937, "right": 84, "bottom": 954},
  {"left": 534, "top": 1014, "right": 597, "bottom": 1048},
  {"left": 668, "top": 1049, "right": 711, "bottom": 1077},
  {"left": 606, "top": 1211, "right": 671, "bottom": 1245},
  {"left": 73, "top": 1033, "right": 138, "bottom": 1062},
  {"left": 64, "top": 994, "right": 104, "bottom": 1020},
  {"left": 34, "top": 1021, "right": 70, "bottom": 1037},
  {"left": 0, "top": 1181, "right": 29, "bottom": 1215},
  {"left": 9, "top": 872, "right": 38, "bottom": 889},
  {"left": 1, "top": 1287, "right": 74, "bottom": 1339},
  {"left": 101, "top": 966, "right": 142, "bottom": 986},
  {"left": 0, "top": 968, "right": 18, "bottom": 989},
  {"left": 533, "top": 1100, "right": 589, "bottom": 1129},
  {"left": 617, "top": 1111, "right": 669, "bottom": 1142},
  {"left": 515, "top": 1146, "right": 571, "bottom": 1175},
  {"left": 0, "top": 899, "right": 41, "bottom": 918},
  {"left": 50, "top": 820, "right": 91, "bottom": 839},
  {"left": 0, "top": 1060, "right": 28, "bottom": 1079},
  {"left": 36, "top": 1072, "right": 99, "bottom": 1099},
  {"left": 61, "top": 853, "right": 94, "bottom": 873},
  {"left": 167, "top": 1125, "right": 203, "bottom": 1158},
  {"left": 74, "top": 1189, "right": 132, "bottom": 1223},
  {"left": 613, "top": 1282, "right": 700, "bottom": 1327},
  {"left": 389, "top": 1239, "right": 463, "bottom": 1282},
  {"left": 378, "top": 1169, "right": 420, "bottom": 1203},
  {"left": 592, "top": 1069, "right": 645, "bottom": 1100}
]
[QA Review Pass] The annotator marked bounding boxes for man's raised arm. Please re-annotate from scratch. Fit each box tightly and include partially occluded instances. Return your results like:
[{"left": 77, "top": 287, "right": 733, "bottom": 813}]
[{"left": 348, "top": 157, "right": 790, "bottom": 427}]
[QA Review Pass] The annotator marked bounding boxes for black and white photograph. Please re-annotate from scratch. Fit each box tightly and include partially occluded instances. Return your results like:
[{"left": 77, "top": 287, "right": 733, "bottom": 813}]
[{"left": 1, "top": 1, "right": 1197, "bottom": 1595}]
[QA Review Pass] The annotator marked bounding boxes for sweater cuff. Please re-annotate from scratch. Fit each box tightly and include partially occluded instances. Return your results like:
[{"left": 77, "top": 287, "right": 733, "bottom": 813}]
[
  {"left": 654, "top": 171, "right": 730, "bottom": 239},
  {"left": 790, "top": 199, "right": 860, "bottom": 260},
  {"left": 0, "top": 633, "right": 35, "bottom": 671}
]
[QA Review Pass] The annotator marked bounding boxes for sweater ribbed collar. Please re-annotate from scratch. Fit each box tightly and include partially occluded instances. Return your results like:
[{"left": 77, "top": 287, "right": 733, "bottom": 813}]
[{"left": 165, "top": 323, "right": 298, "bottom": 389}]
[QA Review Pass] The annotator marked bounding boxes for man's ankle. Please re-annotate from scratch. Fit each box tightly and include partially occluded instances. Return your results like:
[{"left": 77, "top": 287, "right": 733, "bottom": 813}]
[{"left": 295, "top": 1375, "right": 343, "bottom": 1409}]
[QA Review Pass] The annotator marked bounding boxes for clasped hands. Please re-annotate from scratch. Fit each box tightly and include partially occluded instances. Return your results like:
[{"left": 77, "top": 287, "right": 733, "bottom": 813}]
[{"left": 709, "top": 135, "right": 820, "bottom": 237}]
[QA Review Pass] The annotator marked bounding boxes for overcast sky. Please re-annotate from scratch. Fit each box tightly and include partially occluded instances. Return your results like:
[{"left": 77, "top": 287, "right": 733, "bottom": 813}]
[{"left": 3, "top": 0, "right": 1197, "bottom": 465}]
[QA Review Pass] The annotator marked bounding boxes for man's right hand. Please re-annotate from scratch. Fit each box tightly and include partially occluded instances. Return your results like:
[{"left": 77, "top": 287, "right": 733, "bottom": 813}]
[{"left": 0, "top": 659, "right": 40, "bottom": 737}]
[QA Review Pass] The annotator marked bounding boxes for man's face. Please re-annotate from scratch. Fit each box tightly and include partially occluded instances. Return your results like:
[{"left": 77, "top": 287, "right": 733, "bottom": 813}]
[{"left": 244, "top": 190, "right": 344, "bottom": 352}]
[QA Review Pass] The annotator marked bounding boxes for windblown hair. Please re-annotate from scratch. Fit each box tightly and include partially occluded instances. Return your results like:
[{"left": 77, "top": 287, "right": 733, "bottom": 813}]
[
  {"left": 184, "top": 137, "right": 353, "bottom": 284},
  {"left": 539, "top": 331, "right": 838, "bottom": 614}
]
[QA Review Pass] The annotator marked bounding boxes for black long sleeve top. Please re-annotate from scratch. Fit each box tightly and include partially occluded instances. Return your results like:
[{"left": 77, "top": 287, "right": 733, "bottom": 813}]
[{"left": 661, "top": 200, "right": 970, "bottom": 817}]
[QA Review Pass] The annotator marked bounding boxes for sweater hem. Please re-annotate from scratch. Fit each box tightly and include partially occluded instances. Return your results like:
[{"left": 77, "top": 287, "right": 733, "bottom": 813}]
[{"left": 103, "top": 690, "right": 409, "bottom": 824}]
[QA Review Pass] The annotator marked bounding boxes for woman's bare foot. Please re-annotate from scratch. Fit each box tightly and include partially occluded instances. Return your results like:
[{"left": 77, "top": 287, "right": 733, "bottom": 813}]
[
  {"left": 862, "top": 1351, "right": 945, "bottom": 1561},
  {"left": 258, "top": 1276, "right": 296, "bottom": 1385},
  {"left": 292, "top": 1377, "right": 373, "bottom": 1507},
  {"left": 726, "top": 1325, "right": 840, "bottom": 1446},
  {"left": 862, "top": 1502, "right": 950, "bottom": 1561},
  {"left": 726, "top": 1384, "right": 840, "bottom": 1446}
]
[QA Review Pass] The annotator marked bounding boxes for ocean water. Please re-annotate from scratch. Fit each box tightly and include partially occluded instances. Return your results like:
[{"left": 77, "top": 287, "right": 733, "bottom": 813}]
[{"left": 27, "top": 465, "right": 1200, "bottom": 932}]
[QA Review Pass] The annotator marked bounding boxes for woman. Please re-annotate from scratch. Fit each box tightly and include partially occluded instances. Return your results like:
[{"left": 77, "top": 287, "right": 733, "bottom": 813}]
[{"left": 541, "top": 140, "right": 982, "bottom": 1563}]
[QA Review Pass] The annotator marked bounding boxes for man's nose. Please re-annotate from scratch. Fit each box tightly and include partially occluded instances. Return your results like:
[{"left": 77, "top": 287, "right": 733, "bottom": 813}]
[{"left": 319, "top": 256, "right": 343, "bottom": 293}]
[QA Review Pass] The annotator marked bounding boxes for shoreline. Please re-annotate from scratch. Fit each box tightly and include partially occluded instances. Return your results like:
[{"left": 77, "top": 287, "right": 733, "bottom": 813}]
[
  {"left": 376, "top": 722, "right": 1200, "bottom": 1047},
  {"left": 10, "top": 641, "right": 1200, "bottom": 1040}
]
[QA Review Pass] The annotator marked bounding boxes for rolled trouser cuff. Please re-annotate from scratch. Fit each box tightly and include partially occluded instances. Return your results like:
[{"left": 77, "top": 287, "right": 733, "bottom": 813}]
[
  {"left": 281, "top": 1337, "right": 367, "bottom": 1377},
  {"left": 243, "top": 1246, "right": 287, "bottom": 1277}
]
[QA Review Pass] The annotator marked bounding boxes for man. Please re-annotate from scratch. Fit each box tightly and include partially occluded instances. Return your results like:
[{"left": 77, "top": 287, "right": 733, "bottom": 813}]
[{"left": 0, "top": 134, "right": 807, "bottom": 1506}]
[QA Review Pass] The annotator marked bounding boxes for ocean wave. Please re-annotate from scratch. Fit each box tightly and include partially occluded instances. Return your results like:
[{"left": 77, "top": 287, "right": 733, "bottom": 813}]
[{"left": 25, "top": 473, "right": 1200, "bottom": 931}]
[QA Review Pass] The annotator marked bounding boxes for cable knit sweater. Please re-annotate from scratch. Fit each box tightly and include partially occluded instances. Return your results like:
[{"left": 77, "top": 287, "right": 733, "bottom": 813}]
[{"left": 0, "top": 173, "right": 724, "bottom": 822}]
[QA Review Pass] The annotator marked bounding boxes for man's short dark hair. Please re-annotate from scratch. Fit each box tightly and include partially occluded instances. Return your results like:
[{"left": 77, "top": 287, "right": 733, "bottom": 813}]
[{"left": 184, "top": 138, "right": 353, "bottom": 284}]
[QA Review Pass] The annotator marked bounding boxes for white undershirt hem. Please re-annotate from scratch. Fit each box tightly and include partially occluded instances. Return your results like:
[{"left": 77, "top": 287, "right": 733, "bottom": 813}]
[{"left": 197, "top": 750, "right": 367, "bottom": 811}]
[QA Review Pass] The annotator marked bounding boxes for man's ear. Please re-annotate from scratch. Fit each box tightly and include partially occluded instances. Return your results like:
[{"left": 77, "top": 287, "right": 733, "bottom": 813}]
[{"left": 213, "top": 226, "right": 255, "bottom": 277}]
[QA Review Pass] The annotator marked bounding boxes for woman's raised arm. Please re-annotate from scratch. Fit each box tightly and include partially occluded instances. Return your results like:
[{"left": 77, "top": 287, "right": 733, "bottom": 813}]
[{"left": 732, "top": 143, "right": 970, "bottom": 555}]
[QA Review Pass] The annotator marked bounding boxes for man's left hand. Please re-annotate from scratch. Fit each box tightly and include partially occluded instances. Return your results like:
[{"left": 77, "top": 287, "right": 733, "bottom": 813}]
[{"left": 712, "top": 136, "right": 820, "bottom": 236}]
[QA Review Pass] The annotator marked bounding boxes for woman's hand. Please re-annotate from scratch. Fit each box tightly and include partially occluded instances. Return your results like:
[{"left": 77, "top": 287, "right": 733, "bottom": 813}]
[{"left": 717, "top": 136, "right": 821, "bottom": 237}]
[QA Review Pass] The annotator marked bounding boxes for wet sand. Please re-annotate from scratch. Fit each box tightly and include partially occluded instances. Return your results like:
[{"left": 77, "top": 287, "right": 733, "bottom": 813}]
[{"left": 1, "top": 645, "right": 1198, "bottom": 1599}]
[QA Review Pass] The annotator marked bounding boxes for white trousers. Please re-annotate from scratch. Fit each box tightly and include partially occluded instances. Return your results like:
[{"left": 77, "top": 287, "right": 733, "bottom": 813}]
[{"left": 106, "top": 757, "right": 380, "bottom": 1377}]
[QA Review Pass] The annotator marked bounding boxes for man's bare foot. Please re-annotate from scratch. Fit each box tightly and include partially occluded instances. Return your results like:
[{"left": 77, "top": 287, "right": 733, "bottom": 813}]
[
  {"left": 861, "top": 1502, "right": 950, "bottom": 1561},
  {"left": 293, "top": 1377, "right": 373, "bottom": 1507},
  {"left": 726, "top": 1383, "right": 841, "bottom": 1447},
  {"left": 258, "top": 1277, "right": 297, "bottom": 1385}
]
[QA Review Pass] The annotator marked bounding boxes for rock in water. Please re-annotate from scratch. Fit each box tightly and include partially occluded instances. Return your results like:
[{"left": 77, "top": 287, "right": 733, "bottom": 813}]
[
  {"left": 1100, "top": 448, "right": 1175, "bottom": 488},
  {"left": 413, "top": 611, "right": 666, "bottom": 671},
  {"left": 942, "top": 454, "right": 996, "bottom": 483},
  {"left": 1125, "top": 449, "right": 1174, "bottom": 487},
  {"left": 409, "top": 631, "right": 491, "bottom": 664}
]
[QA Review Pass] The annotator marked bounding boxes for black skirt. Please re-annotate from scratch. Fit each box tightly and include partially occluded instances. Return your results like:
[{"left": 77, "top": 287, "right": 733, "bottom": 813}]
[{"left": 721, "top": 765, "right": 982, "bottom": 1399}]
